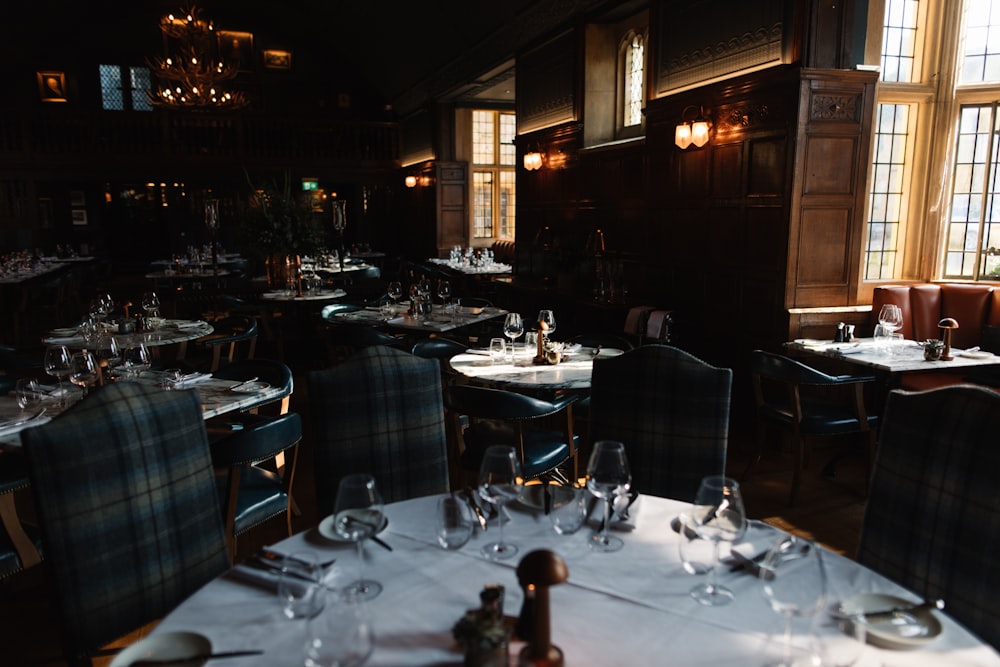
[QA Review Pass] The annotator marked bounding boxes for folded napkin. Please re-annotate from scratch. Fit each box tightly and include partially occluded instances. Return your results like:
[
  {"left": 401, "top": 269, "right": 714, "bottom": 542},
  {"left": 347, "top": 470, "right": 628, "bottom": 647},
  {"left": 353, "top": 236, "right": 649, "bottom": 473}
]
[
  {"left": 173, "top": 372, "right": 213, "bottom": 388},
  {"left": 175, "top": 320, "right": 207, "bottom": 330},
  {"left": 586, "top": 491, "right": 640, "bottom": 532},
  {"left": 45, "top": 336, "right": 81, "bottom": 345},
  {"left": 227, "top": 564, "right": 309, "bottom": 596}
]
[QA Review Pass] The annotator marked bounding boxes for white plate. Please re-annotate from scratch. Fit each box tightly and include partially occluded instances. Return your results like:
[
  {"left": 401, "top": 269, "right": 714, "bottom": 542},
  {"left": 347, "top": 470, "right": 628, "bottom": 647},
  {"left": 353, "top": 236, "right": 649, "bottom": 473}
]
[
  {"left": 958, "top": 349, "right": 994, "bottom": 359},
  {"left": 231, "top": 381, "right": 270, "bottom": 393},
  {"left": 110, "top": 631, "right": 211, "bottom": 667},
  {"left": 840, "top": 593, "right": 942, "bottom": 650},
  {"left": 317, "top": 513, "right": 389, "bottom": 543}
]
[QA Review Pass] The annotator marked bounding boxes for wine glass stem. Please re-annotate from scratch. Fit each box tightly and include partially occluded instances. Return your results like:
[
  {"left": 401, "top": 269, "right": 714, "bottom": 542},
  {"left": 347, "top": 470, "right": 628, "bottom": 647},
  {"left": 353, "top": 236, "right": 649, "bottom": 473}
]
[
  {"left": 497, "top": 500, "right": 505, "bottom": 550},
  {"left": 782, "top": 615, "right": 793, "bottom": 664},
  {"left": 601, "top": 497, "right": 611, "bottom": 545},
  {"left": 356, "top": 538, "right": 366, "bottom": 592},
  {"left": 706, "top": 540, "right": 720, "bottom": 593}
]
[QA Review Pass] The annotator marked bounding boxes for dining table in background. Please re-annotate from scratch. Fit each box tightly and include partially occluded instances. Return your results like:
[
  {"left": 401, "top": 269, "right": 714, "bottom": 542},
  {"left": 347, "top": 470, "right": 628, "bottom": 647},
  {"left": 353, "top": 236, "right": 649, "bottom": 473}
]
[
  {"left": 330, "top": 303, "right": 508, "bottom": 336},
  {"left": 785, "top": 337, "right": 1000, "bottom": 384},
  {"left": 259, "top": 288, "right": 347, "bottom": 303},
  {"left": 146, "top": 493, "right": 1000, "bottom": 667},
  {"left": 42, "top": 319, "right": 215, "bottom": 350},
  {"left": 449, "top": 344, "right": 624, "bottom": 392}
]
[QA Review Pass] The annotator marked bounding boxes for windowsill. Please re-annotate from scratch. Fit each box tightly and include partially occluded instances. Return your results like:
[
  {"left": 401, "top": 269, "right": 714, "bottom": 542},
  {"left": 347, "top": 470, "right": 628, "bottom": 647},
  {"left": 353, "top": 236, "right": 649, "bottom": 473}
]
[{"left": 580, "top": 135, "right": 646, "bottom": 153}]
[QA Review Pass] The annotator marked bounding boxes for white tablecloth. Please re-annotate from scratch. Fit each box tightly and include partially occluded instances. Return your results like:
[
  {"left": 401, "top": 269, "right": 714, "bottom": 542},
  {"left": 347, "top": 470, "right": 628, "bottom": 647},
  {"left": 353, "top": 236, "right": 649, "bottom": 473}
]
[{"left": 153, "top": 495, "right": 1000, "bottom": 666}]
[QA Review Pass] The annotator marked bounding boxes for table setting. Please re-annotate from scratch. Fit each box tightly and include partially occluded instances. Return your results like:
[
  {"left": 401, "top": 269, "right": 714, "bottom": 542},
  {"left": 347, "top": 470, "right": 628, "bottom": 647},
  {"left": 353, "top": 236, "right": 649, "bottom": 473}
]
[{"left": 139, "top": 441, "right": 1000, "bottom": 667}]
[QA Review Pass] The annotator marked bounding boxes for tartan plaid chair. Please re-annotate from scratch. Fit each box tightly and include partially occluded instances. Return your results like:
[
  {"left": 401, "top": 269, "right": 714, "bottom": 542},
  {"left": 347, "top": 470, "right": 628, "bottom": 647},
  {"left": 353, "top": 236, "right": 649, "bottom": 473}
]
[
  {"left": 22, "top": 382, "right": 229, "bottom": 666},
  {"left": 588, "top": 344, "right": 732, "bottom": 502},
  {"left": 308, "top": 345, "right": 449, "bottom": 515},
  {"left": 857, "top": 384, "right": 1000, "bottom": 649}
]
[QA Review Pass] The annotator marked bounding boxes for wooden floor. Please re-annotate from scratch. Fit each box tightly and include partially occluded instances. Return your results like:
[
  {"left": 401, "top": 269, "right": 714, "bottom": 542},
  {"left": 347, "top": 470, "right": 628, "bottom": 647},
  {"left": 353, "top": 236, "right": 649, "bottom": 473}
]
[{"left": 0, "top": 377, "right": 871, "bottom": 665}]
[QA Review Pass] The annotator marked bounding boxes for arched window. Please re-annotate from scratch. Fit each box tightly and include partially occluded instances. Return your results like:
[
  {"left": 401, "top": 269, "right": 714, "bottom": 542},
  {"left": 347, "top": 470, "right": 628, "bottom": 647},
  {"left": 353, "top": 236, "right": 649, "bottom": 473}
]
[{"left": 618, "top": 30, "right": 646, "bottom": 137}]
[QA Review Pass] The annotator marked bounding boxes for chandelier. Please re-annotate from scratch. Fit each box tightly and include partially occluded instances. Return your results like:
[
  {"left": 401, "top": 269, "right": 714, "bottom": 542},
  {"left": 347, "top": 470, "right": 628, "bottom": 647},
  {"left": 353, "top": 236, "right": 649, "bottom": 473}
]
[{"left": 148, "top": 5, "right": 249, "bottom": 110}]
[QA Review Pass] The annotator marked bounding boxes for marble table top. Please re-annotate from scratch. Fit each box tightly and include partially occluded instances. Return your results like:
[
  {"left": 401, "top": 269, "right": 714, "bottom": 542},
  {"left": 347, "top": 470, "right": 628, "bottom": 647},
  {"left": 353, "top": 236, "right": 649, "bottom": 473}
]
[
  {"left": 785, "top": 337, "right": 1000, "bottom": 374},
  {"left": 449, "top": 346, "right": 624, "bottom": 390}
]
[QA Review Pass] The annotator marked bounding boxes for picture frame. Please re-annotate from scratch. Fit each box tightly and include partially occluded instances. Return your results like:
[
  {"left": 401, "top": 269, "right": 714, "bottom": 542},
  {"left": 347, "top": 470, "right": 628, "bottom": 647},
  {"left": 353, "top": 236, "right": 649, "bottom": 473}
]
[
  {"left": 71, "top": 209, "right": 88, "bottom": 226},
  {"left": 217, "top": 30, "right": 255, "bottom": 72},
  {"left": 263, "top": 49, "right": 292, "bottom": 70},
  {"left": 37, "top": 71, "right": 67, "bottom": 103},
  {"left": 70, "top": 190, "right": 85, "bottom": 207}
]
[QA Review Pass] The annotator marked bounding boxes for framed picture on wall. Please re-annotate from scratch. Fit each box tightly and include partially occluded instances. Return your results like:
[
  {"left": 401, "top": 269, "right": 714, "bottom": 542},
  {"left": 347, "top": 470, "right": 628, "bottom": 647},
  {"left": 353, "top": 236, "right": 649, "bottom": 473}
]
[
  {"left": 218, "top": 30, "right": 254, "bottom": 72},
  {"left": 71, "top": 210, "right": 88, "bottom": 226},
  {"left": 70, "top": 190, "right": 85, "bottom": 207},
  {"left": 263, "top": 49, "right": 292, "bottom": 70},
  {"left": 37, "top": 71, "right": 67, "bottom": 102}
]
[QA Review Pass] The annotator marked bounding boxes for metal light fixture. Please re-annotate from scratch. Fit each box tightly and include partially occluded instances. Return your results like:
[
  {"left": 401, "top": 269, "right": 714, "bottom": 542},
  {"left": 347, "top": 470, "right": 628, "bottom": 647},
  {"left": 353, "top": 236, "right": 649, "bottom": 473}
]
[
  {"left": 523, "top": 143, "right": 544, "bottom": 171},
  {"left": 148, "top": 5, "right": 249, "bottom": 110},
  {"left": 675, "top": 105, "right": 711, "bottom": 150},
  {"left": 404, "top": 175, "right": 417, "bottom": 188}
]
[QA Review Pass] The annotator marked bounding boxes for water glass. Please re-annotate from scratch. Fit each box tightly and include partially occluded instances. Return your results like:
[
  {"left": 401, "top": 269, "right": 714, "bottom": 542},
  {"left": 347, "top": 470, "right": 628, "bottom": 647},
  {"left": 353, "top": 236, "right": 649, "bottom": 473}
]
[
  {"left": 304, "top": 588, "right": 374, "bottom": 667},
  {"left": 677, "top": 511, "right": 715, "bottom": 575},
  {"left": 888, "top": 332, "right": 904, "bottom": 356},
  {"left": 15, "top": 378, "right": 42, "bottom": 411},
  {"left": 278, "top": 552, "right": 325, "bottom": 620},
  {"left": 549, "top": 484, "right": 587, "bottom": 535},
  {"left": 436, "top": 496, "right": 474, "bottom": 549},
  {"left": 489, "top": 338, "right": 507, "bottom": 365}
]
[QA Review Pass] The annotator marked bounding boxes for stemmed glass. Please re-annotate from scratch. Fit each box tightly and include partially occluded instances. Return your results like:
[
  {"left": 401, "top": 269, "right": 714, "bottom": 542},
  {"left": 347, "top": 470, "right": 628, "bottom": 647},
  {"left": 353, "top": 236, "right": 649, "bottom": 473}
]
[
  {"left": 586, "top": 440, "right": 632, "bottom": 552},
  {"left": 503, "top": 312, "right": 524, "bottom": 358},
  {"left": 877, "top": 304, "right": 902, "bottom": 336},
  {"left": 69, "top": 350, "right": 99, "bottom": 397},
  {"left": 141, "top": 291, "right": 161, "bottom": 319},
  {"left": 537, "top": 309, "right": 557, "bottom": 340},
  {"left": 688, "top": 475, "right": 747, "bottom": 606},
  {"left": 43, "top": 345, "right": 72, "bottom": 406},
  {"left": 437, "top": 279, "right": 452, "bottom": 309},
  {"left": 387, "top": 281, "right": 403, "bottom": 306},
  {"left": 477, "top": 445, "right": 524, "bottom": 560},
  {"left": 333, "top": 473, "right": 386, "bottom": 601},
  {"left": 760, "top": 535, "right": 827, "bottom": 667},
  {"left": 120, "top": 342, "right": 151, "bottom": 381}
]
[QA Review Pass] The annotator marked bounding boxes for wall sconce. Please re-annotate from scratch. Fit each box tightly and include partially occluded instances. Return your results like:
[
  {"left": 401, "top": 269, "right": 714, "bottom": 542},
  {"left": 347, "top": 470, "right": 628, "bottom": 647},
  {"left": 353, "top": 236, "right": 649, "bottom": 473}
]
[
  {"left": 675, "top": 105, "right": 712, "bottom": 150},
  {"left": 523, "top": 145, "right": 544, "bottom": 171},
  {"left": 404, "top": 175, "right": 417, "bottom": 188}
]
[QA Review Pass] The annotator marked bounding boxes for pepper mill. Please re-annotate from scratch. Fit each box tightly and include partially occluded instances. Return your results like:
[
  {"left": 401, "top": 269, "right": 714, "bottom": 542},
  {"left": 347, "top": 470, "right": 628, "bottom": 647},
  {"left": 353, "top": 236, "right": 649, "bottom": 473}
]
[
  {"left": 533, "top": 320, "right": 549, "bottom": 365},
  {"left": 516, "top": 550, "right": 568, "bottom": 667}
]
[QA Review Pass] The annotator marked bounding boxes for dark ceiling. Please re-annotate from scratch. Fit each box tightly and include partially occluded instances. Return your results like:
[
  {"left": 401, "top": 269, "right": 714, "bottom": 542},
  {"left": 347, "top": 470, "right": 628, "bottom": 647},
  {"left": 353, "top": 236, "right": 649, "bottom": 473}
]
[{"left": 10, "top": 0, "right": 626, "bottom": 117}]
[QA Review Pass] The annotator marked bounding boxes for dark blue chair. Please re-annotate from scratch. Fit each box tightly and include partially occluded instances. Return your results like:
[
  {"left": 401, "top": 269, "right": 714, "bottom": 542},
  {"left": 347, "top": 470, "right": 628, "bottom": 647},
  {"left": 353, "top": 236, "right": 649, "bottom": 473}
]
[
  {"left": 22, "top": 382, "right": 229, "bottom": 666},
  {"left": 589, "top": 345, "right": 732, "bottom": 502},
  {"left": 0, "top": 450, "right": 43, "bottom": 580},
  {"left": 308, "top": 346, "right": 449, "bottom": 514},
  {"left": 858, "top": 385, "right": 1000, "bottom": 649},
  {"left": 746, "top": 349, "right": 878, "bottom": 505}
]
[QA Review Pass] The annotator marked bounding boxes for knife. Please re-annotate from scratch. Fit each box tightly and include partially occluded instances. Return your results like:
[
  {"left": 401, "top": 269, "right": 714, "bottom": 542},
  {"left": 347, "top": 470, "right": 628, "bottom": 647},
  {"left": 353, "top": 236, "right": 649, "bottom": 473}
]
[
  {"left": 129, "top": 650, "right": 263, "bottom": 666},
  {"left": 857, "top": 598, "right": 944, "bottom": 621},
  {"left": 465, "top": 486, "right": 489, "bottom": 531},
  {"left": 228, "top": 377, "right": 259, "bottom": 391}
]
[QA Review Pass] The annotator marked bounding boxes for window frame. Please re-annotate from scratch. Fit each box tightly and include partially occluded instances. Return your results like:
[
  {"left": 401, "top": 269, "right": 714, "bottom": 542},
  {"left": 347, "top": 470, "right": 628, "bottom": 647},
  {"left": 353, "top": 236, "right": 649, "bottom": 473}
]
[
  {"left": 469, "top": 109, "right": 516, "bottom": 244},
  {"left": 99, "top": 64, "right": 153, "bottom": 112},
  {"left": 617, "top": 27, "right": 647, "bottom": 139}
]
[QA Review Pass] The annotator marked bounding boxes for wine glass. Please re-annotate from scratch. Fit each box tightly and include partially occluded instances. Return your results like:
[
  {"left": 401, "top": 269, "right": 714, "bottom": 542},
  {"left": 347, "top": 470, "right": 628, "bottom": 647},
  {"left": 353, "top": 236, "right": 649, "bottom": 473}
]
[
  {"left": 478, "top": 445, "right": 524, "bottom": 560},
  {"left": 503, "top": 312, "right": 524, "bottom": 357},
  {"left": 537, "top": 309, "right": 557, "bottom": 340},
  {"left": 586, "top": 440, "right": 631, "bottom": 553},
  {"left": 69, "top": 350, "right": 99, "bottom": 397},
  {"left": 387, "top": 280, "right": 403, "bottom": 307},
  {"left": 437, "top": 279, "right": 452, "bottom": 310},
  {"left": 760, "top": 535, "right": 827, "bottom": 667},
  {"left": 687, "top": 475, "right": 747, "bottom": 606},
  {"left": 43, "top": 345, "right": 72, "bottom": 407},
  {"left": 333, "top": 473, "right": 385, "bottom": 600},
  {"left": 120, "top": 341, "right": 151, "bottom": 381},
  {"left": 141, "top": 291, "right": 161, "bottom": 319},
  {"left": 877, "top": 304, "right": 902, "bottom": 336}
]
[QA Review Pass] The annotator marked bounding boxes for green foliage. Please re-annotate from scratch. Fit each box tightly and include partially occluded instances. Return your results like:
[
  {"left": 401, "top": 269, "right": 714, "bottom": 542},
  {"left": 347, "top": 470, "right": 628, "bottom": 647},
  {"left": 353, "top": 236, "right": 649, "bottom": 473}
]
[{"left": 236, "top": 171, "right": 326, "bottom": 259}]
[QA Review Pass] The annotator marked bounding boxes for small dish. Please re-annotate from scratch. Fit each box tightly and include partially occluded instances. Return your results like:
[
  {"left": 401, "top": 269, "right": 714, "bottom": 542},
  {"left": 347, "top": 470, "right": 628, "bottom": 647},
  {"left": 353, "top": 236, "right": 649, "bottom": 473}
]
[
  {"left": 959, "top": 349, "right": 994, "bottom": 359},
  {"left": 231, "top": 381, "right": 270, "bottom": 393},
  {"left": 110, "top": 631, "right": 211, "bottom": 667},
  {"left": 317, "top": 513, "right": 389, "bottom": 543},
  {"left": 840, "top": 593, "right": 942, "bottom": 649}
]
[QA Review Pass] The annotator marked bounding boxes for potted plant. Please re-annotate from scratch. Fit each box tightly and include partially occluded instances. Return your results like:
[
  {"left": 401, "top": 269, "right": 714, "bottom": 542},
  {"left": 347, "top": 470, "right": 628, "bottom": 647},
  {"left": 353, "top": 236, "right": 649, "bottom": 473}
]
[{"left": 236, "top": 171, "right": 326, "bottom": 288}]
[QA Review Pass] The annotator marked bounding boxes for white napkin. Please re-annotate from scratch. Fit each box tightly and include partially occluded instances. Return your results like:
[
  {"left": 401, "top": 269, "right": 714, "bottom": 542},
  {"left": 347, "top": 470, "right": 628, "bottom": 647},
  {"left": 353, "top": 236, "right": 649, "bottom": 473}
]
[
  {"left": 173, "top": 372, "right": 213, "bottom": 388},
  {"left": 46, "top": 336, "right": 81, "bottom": 344},
  {"left": 586, "top": 492, "right": 640, "bottom": 531},
  {"left": 227, "top": 564, "right": 308, "bottom": 596},
  {"left": 175, "top": 320, "right": 207, "bottom": 329}
]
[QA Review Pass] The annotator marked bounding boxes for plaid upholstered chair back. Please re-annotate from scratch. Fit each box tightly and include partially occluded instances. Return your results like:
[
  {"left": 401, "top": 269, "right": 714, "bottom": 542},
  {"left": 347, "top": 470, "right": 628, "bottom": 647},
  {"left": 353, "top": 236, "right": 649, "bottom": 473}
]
[
  {"left": 22, "top": 382, "right": 229, "bottom": 666},
  {"left": 308, "top": 345, "right": 449, "bottom": 514},
  {"left": 588, "top": 344, "right": 732, "bottom": 502},
  {"left": 858, "top": 384, "right": 1000, "bottom": 649}
]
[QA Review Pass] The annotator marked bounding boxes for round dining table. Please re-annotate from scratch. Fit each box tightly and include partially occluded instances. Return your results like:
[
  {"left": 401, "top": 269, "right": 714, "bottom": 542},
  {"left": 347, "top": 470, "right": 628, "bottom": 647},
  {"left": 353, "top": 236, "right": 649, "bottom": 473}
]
[
  {"left": 41, "top": 319, "right": 214, "bottom": 349},
  {"left": 144, "top": 493, "right": 999, "bottom": 666},
  {"left": 449, "top": 345, "right": 624, "bottom": 391}
]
